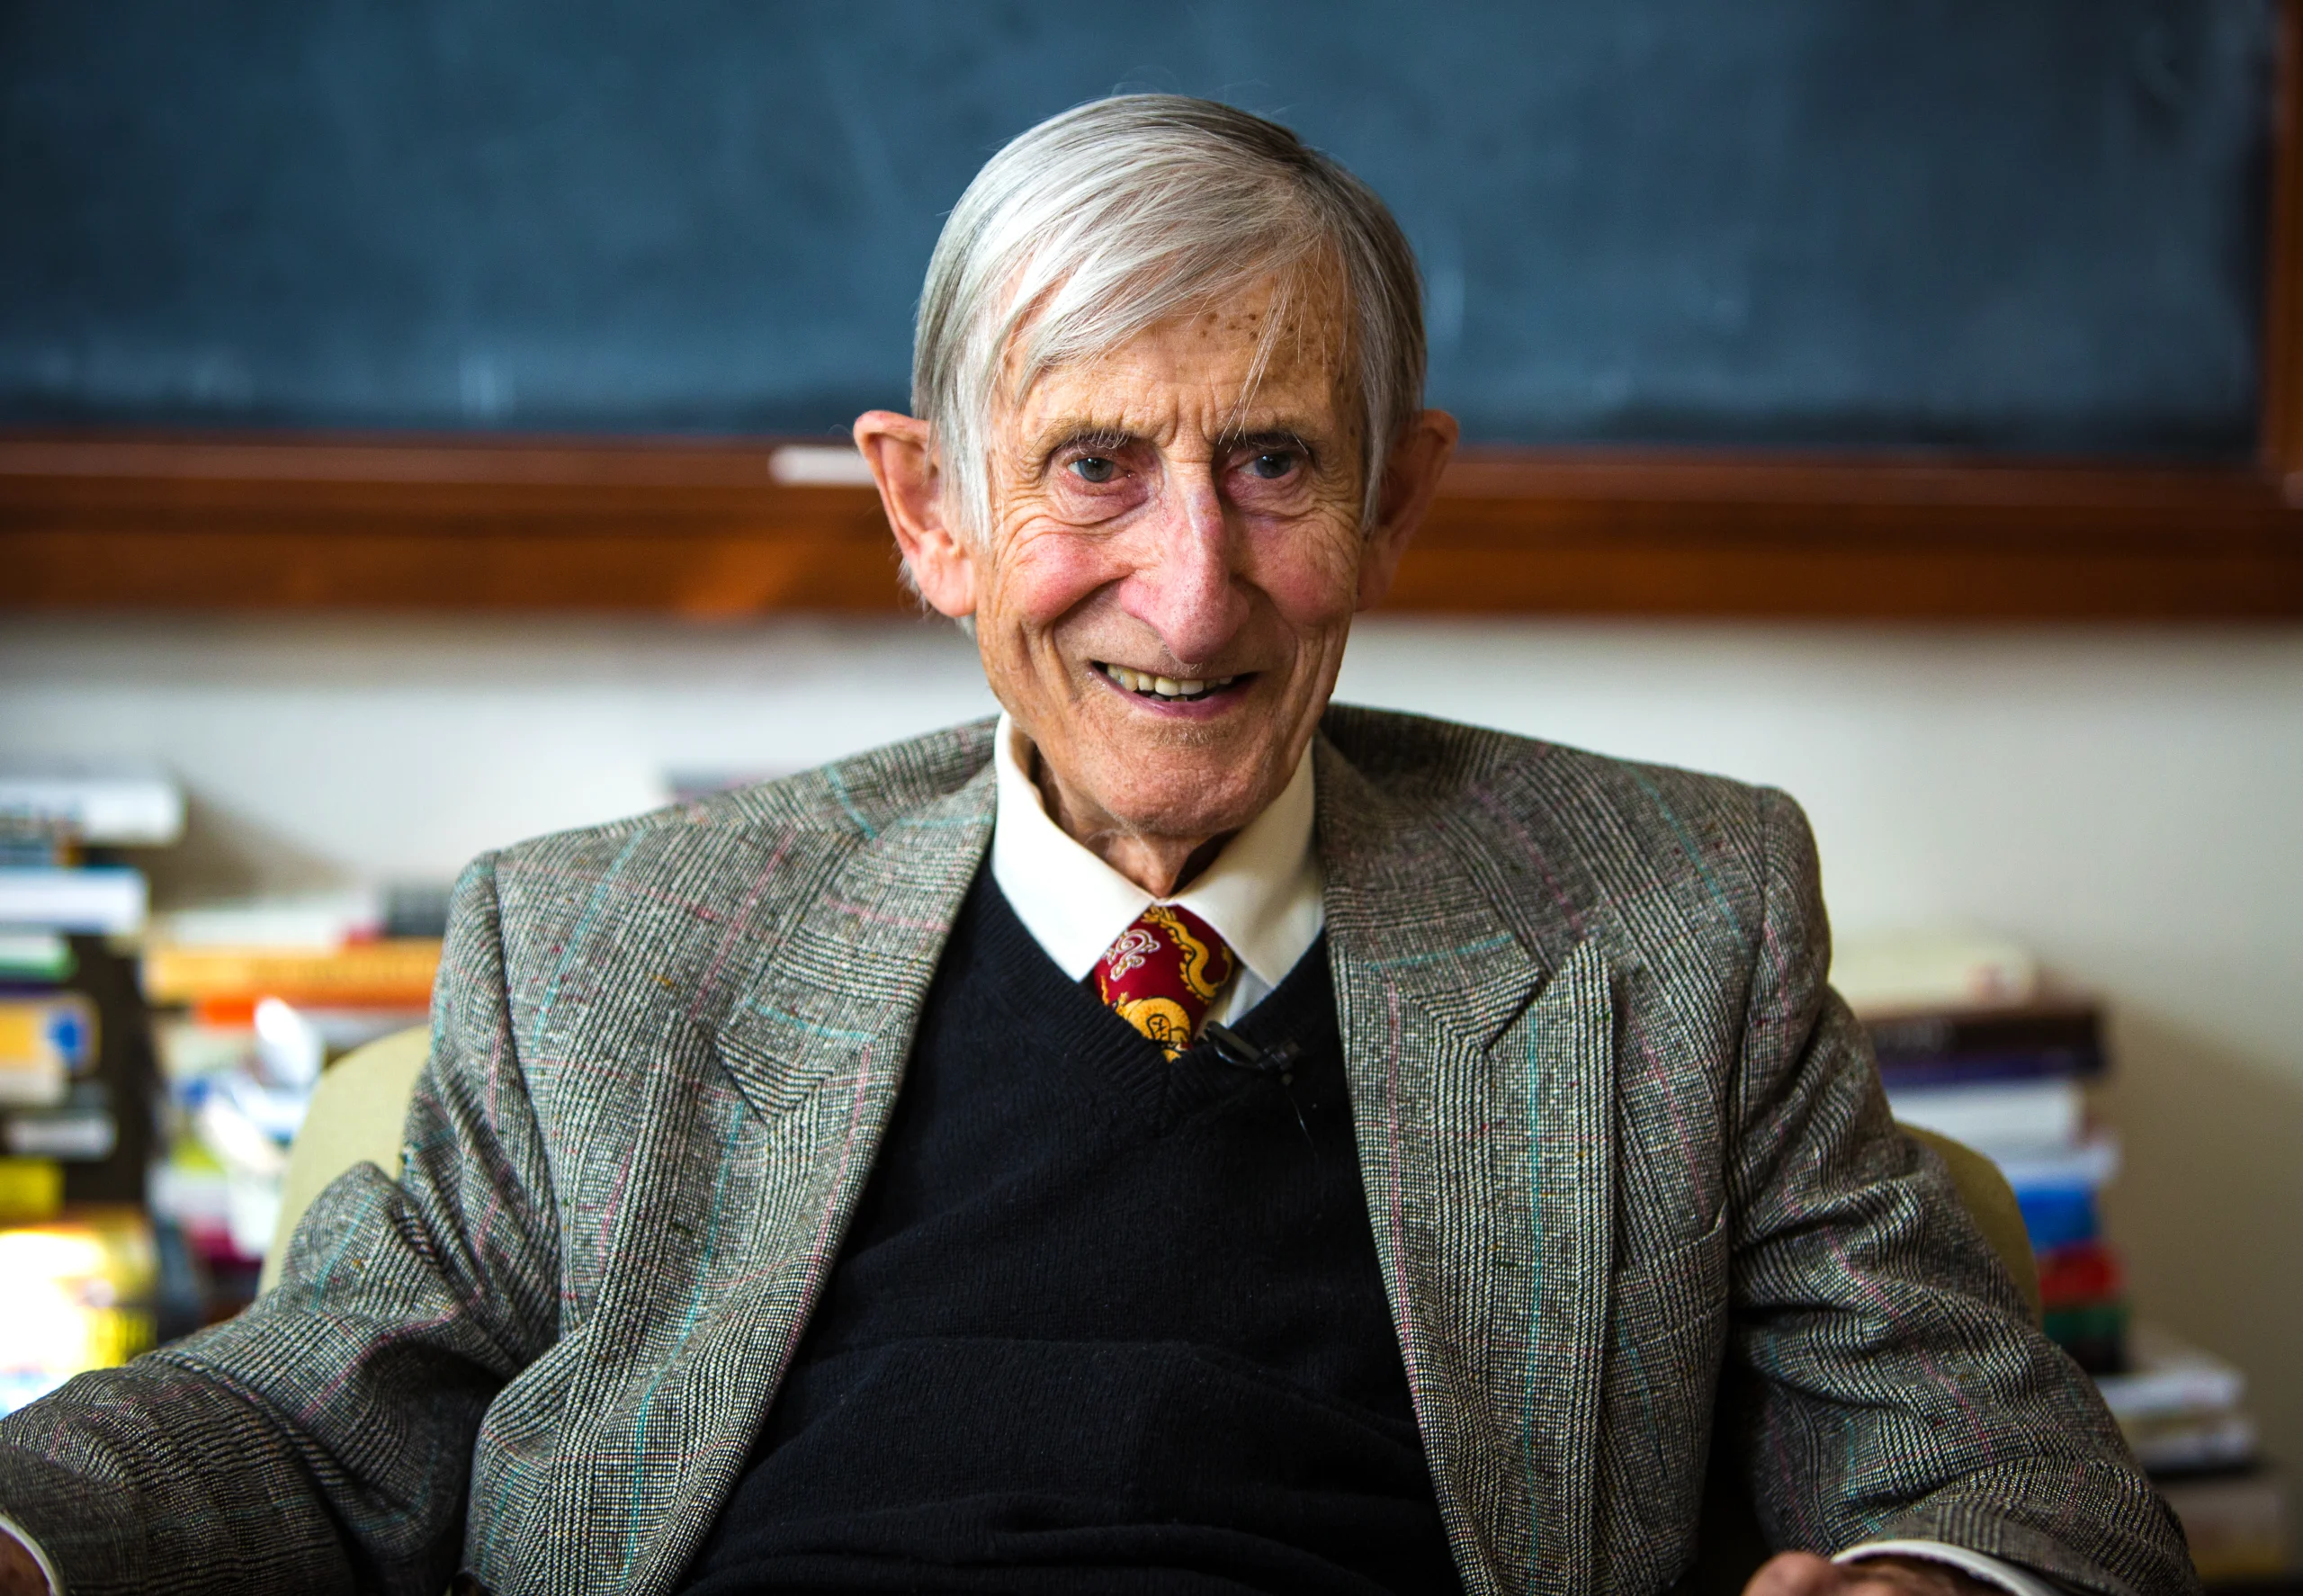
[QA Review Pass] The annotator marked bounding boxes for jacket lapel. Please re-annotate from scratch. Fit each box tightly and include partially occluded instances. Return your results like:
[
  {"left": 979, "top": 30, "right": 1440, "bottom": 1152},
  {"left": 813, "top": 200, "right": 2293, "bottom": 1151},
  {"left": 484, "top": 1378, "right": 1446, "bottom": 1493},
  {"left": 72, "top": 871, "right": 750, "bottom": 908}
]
[
  {"left": 600, "top": 762, "right": 999, "bottom": 1594},
  {"left": 1317, "top": 737, "right": 1618, "bottom": 1596},
  {"left": 712, "top": 763, "right": 999, "bottom": 1123}
]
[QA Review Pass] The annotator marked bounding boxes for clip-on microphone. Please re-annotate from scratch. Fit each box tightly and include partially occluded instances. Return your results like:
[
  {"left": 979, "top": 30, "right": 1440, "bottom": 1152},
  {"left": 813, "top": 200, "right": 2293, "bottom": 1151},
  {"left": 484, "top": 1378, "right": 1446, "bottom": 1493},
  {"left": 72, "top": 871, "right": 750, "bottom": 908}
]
[{"left": 1202, "top": 1021, "right": 1303, "bottom": 1085}]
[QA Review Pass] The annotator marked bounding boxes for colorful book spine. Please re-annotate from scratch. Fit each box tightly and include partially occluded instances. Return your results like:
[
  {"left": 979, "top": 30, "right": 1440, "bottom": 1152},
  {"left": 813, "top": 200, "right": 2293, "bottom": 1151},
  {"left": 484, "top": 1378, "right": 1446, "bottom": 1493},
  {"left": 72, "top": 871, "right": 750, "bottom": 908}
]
[
  {"left": 142, "top": 939, "right": 440, "bottom": 1009},
  {"left": 0, "top": 993, "right": 97, "bottom": 1109},
  {"left": 0, "top": 774, "right": 179, "bottom": 1385},
  {"left": 0, "top": 809, "right": 162, "bottom": 1228},
  {"left": 0, "top": 866, "right": 147, "bottom": 937},
  {"left": 1867, "top": 994, "right": 2127, "bottom": 1374},
  {"left": 143, "top": 937, "right": 439, "bottom": 1321}
]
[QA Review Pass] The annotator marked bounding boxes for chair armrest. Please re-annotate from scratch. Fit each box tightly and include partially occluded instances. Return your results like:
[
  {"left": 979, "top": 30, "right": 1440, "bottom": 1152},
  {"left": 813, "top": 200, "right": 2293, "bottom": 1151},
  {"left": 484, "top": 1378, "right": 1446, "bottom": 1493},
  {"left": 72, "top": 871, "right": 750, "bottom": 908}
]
[
  {"left": 1900, "top": 1122, "right": 2042, "bottom": 1327},
  {"left": 258, "top": 1026, "right": 430, "bottom": 1294}
]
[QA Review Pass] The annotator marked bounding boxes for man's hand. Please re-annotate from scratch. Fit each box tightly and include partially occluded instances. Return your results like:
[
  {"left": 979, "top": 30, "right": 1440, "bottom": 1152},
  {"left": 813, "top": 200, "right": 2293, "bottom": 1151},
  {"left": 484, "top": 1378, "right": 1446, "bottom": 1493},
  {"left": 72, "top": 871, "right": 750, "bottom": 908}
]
[
  {"left": 0, "top": 1528, "right": 51, "bottom": 1596},
  {"left": 1746, "top": 1553, "right": 2000, "bottom": 1596}
]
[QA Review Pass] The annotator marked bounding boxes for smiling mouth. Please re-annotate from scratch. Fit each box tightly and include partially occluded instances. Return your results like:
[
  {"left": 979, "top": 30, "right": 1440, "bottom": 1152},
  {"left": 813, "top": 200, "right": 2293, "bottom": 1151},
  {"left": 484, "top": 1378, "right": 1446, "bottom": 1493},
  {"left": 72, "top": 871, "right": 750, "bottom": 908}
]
[{"left": 1097, "top": 662, "right": 1246, "bottom": 704}]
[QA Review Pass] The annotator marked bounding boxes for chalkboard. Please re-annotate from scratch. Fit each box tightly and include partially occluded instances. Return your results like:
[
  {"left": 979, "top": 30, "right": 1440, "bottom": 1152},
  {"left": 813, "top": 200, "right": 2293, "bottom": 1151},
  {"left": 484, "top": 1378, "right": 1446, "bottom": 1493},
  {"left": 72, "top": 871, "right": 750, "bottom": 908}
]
[{"left": 0, "top": 0, "right": 2278, "bottom": 455}]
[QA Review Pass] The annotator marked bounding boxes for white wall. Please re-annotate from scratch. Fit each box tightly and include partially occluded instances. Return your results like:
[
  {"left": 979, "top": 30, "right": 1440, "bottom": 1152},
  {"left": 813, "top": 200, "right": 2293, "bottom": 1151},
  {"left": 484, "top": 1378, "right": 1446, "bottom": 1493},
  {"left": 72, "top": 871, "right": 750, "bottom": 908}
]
[{"left": 4, "top": 613, "right": 2300, "bottom": 1494}]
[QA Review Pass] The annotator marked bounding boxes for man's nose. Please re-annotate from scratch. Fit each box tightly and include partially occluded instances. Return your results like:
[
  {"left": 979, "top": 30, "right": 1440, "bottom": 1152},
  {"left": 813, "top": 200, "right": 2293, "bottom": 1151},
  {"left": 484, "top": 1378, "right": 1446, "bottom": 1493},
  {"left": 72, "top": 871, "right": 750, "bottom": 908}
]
[{"left": 1118, "top": 470, "right": 1250, "bottom": 668}]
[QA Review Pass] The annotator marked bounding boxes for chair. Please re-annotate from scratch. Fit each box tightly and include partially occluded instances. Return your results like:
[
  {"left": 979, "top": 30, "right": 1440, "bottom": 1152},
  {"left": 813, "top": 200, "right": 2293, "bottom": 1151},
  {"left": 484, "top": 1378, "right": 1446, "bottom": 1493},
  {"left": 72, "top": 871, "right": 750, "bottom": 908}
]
[
  {"left": 1900, "top": 1122, "right": 2042, "bottom": 1324},
  {"left": 256, "top": 1025, "right": 430, "bottom": 1295}
]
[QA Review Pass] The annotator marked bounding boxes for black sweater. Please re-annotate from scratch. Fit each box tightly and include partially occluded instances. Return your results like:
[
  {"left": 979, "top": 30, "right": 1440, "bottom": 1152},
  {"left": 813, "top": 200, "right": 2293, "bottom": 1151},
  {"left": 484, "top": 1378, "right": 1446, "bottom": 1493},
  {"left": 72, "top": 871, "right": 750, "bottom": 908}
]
[{"left": 678, "top": 870, "right": 1459, "bottom": 1594}]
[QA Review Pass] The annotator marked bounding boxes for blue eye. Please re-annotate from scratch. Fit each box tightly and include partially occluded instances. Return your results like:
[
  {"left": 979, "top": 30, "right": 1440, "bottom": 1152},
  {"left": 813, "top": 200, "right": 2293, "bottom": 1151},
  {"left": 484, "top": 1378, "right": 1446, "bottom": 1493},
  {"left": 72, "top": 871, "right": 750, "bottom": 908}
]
[
  {"left": 1070, "top": 456, "right": 1117, "bottom": 483},
  {"left": 1249, "top": 452, "right": 1294, "bottom": 480}
]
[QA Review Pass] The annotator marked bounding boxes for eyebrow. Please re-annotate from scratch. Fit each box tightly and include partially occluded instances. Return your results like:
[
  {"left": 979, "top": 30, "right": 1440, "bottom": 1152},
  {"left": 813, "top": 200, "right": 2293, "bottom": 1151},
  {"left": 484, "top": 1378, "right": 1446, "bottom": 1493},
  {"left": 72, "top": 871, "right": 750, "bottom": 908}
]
[
  {"left": 1029, "top": 421, "right": 1326, "bottom": 469},
  {"left": 1217, "top": 426, "right": 1313, "bottom": 450},
  {"left": 1216, "top": 426, "right": 1322, "bottom": 465},
  {"left": 1045, "top": 426, "right": 1138, "bottom": 454}
]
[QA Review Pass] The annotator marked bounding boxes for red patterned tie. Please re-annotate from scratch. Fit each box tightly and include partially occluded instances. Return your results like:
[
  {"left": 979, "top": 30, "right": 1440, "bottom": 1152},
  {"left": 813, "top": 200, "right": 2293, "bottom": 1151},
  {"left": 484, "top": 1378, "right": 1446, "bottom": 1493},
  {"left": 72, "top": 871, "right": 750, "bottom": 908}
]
[{"left": 1092, "top": 903, "right": 1238, "bottom": 1058}]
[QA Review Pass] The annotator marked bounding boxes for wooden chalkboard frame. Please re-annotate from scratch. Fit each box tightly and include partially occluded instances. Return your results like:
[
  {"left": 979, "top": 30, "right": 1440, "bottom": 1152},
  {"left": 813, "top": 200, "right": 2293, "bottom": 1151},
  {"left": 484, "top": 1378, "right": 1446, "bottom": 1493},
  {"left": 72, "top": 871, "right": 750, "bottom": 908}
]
[{"left": 4, "top": 0, "right": 2300, "bottom": 621}]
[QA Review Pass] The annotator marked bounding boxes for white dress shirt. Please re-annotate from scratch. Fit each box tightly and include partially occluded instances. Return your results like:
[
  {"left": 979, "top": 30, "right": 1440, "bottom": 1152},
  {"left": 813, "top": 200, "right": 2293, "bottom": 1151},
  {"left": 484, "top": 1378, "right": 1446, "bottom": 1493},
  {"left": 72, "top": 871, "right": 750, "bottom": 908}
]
[{"left": 989, "top": 712, "right": 1322, "bottom": 1027}]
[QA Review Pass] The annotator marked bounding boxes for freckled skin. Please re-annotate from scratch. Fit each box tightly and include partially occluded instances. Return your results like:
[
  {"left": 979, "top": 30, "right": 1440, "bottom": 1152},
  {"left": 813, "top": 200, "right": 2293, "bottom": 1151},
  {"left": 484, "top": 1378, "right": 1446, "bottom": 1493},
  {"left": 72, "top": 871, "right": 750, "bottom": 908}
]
[{"left": 856, "top": 269, "right": 1457, "bottom": 895}]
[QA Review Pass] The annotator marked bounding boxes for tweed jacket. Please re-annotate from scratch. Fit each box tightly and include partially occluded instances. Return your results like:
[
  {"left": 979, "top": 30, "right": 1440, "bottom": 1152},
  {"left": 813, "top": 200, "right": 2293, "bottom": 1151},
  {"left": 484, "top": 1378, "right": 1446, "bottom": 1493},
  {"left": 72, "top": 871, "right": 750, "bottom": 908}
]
[{"left": 0, "top": 708, "right": 2191, "bottom": 1596}]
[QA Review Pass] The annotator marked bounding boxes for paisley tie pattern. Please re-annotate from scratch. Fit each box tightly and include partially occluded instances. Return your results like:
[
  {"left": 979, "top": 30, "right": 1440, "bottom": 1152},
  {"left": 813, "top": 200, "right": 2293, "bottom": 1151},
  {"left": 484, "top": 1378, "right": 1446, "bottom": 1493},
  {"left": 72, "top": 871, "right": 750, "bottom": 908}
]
[{"left": 1092, "top": 903, "right": 1237, "bottom": 1058}]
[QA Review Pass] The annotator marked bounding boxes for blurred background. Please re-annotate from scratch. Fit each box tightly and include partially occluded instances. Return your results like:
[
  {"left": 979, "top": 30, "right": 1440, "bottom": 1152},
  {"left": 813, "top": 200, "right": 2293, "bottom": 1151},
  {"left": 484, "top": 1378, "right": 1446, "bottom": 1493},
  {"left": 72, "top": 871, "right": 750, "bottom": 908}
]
[{"left": 3, "top": 1, "right": 2300, "bottom": 1581}]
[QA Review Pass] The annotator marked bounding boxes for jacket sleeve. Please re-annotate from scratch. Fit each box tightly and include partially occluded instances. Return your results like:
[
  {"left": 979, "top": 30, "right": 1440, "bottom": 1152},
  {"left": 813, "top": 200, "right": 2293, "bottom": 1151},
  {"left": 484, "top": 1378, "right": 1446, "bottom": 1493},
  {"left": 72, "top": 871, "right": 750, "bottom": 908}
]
[
  {"left": 1720, "top": 789, "right": 2196, "bottom": 1596},
  {"left": 0, "top": 855, "right": 562, "bottom": 1595}
]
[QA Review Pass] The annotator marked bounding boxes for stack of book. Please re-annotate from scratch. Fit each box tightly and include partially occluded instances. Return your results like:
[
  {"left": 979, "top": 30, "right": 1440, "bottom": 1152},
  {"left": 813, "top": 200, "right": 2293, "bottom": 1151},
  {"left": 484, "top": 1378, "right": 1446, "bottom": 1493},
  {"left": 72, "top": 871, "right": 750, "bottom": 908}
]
[
  {"left": 142, "top": 908, "right": 437, "bottom": 1320},
  {"left": 1837, "top": 930, "right": 2286, "bottom": 1583},
  {"left": 1865, "top": 995, "right": 2127, "bottom": 1372},
  {"left": 0, "top": 767, "right": 179, "bottom": 1414},
  {"left": 1836, "top": 932, "right": 2125, "bottom": 1371},
  {"left": 2097, "top": 1327, "right": 2287, "bottom": 1583}
]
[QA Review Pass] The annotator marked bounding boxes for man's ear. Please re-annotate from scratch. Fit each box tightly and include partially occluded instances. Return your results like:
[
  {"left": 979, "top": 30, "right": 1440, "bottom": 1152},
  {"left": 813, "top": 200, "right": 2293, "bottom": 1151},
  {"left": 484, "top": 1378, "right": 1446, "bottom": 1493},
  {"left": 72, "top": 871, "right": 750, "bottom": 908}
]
[
  {"left": 854, "top": 410, "right": 978, "bottom": 619},
  {"left": 1356, "top": 408, "right": 1458, "bottom": 611}
]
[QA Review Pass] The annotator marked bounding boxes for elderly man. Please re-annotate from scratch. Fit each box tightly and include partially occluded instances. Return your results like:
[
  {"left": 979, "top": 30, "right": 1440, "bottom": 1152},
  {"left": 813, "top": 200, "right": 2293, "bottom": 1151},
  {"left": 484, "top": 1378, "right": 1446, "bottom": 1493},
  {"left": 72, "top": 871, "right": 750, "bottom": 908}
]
[{"left": 1, "top": 96, "right": 2187, "bottom": 1596}]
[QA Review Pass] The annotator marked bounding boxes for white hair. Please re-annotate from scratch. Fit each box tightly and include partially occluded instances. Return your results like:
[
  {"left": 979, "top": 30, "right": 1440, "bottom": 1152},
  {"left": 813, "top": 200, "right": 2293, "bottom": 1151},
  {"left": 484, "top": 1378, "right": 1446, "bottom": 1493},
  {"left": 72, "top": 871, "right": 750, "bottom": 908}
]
[{"left": 912, "top": 94, "right": 1426, "bottom": 546}]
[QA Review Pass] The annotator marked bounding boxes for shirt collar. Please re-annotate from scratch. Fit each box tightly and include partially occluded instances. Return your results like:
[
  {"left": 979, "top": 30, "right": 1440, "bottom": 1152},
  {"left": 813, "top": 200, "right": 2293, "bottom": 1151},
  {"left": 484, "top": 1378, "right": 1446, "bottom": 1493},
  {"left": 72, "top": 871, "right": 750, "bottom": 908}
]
[{"left": 988, "top": 712, "right": 1322, "bottom": 989}]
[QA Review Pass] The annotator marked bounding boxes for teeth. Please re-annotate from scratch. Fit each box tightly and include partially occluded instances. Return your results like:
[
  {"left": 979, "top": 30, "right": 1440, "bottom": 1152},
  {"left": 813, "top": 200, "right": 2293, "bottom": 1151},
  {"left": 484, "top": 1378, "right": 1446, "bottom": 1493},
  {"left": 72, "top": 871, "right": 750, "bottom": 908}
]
[{"left": 1099, "top": 664, "right": 1238, "bottom": 699}]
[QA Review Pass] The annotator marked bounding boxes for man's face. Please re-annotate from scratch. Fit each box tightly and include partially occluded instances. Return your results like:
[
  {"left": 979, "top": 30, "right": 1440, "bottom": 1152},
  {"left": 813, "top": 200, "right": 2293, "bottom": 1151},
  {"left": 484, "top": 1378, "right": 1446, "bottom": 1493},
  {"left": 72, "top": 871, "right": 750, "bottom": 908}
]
[{"left": 966, "top": 271, "right": 1380, "bottom": 854}]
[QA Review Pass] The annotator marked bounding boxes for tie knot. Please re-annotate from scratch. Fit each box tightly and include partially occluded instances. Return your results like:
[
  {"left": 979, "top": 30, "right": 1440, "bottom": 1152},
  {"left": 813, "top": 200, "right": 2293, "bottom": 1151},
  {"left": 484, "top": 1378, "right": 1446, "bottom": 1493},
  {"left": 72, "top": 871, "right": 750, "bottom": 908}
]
[{"left": 1093, "top": 903, "right": 1237, "bottom": 1058}]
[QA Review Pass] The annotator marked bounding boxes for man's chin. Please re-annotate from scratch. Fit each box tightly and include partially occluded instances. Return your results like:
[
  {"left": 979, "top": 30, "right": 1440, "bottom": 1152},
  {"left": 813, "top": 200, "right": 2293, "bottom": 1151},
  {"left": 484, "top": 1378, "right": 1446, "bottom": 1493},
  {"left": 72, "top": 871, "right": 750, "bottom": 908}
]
[
  {"left": 1030, "top": 701, "right": 1304, "bottom": 845},
  {"left": 1070, "top": 759, "right": 1275, "bottom": 843}
]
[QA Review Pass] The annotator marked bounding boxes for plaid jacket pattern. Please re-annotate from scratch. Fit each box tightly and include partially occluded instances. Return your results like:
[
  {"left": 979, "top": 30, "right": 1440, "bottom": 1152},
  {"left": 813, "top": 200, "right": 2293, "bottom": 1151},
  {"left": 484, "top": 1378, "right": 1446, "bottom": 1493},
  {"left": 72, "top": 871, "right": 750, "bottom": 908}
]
[{"left": 0, "top": 708, "right": 2193, "bottom": 1596}]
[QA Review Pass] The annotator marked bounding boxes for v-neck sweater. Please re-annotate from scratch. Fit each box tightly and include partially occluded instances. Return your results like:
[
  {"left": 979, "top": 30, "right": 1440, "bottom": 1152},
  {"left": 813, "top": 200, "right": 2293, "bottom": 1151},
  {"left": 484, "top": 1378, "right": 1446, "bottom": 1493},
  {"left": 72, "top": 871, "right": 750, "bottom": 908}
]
[{"left": 677, "top": 868, "right": 1459, "bottom": 1595}]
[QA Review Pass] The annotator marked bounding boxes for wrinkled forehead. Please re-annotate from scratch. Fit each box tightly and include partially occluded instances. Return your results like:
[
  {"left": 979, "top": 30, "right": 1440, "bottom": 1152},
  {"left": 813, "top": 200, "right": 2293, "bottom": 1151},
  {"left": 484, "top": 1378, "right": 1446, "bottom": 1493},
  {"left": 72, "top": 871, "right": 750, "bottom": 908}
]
[{"left": 992, "top": 261, "right": 1362, "bottom": 444}]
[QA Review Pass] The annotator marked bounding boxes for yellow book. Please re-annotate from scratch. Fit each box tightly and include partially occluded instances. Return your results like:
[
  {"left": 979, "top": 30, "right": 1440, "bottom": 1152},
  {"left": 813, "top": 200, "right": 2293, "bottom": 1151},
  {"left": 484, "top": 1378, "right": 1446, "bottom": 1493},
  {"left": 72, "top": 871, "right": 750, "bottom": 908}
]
[
  {"left": 142, "top": 939, "right": 441, "bottom": 1008},
  {"left": 0, "top": 1206, "right": 157, "bottom": 1412},
  {"left": 0, "top": 993, "right": 95, "bottom": 1108},
  {"left": 0, "top": 1160, "right": 63, "bottom": 1224}
]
